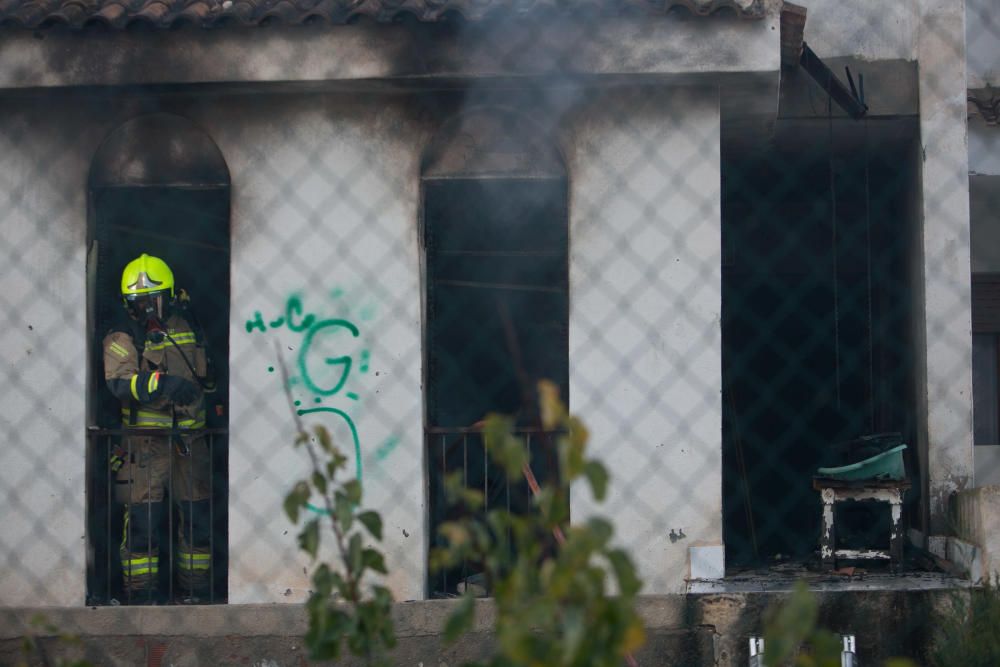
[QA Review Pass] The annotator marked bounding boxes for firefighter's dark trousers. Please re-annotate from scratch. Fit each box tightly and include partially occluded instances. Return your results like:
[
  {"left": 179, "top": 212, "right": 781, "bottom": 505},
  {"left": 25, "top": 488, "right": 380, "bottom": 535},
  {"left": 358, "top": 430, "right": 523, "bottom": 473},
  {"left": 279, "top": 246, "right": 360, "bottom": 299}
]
[{"left": 116, "top": 434, "right": 212, "bottom": 599}]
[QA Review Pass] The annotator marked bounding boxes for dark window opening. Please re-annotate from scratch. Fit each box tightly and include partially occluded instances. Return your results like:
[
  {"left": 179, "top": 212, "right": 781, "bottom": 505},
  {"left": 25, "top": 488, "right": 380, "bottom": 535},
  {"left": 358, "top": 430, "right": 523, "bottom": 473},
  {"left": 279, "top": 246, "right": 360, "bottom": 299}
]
[
  {"left": 721, "top": 130, "right": 920, "bottom": 570},
  {"left": 972, "top": 275, "right": 1000, "bottom": 446},
  {"left": 423, "top": 177, "right": 568, "bottom": 597},
  {"left": 87, "top": 185, "right": 230, "bottom": 605}
]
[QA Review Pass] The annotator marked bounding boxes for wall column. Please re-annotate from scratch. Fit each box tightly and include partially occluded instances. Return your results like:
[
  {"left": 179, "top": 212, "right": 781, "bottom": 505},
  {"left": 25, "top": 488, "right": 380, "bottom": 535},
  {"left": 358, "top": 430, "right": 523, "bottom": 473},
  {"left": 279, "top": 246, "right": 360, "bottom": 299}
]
[
  {"left": 917, "top": 0, "right": 973, "bottom": 534},
  {"left": 568, "top": 87, "right": 724, "bottom": 593}
]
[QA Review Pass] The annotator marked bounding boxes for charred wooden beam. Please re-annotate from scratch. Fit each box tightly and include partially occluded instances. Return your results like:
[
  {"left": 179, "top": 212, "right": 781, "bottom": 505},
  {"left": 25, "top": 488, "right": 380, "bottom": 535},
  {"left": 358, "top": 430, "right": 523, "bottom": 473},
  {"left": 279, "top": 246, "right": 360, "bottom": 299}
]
[{"left": 800, "top": 42, "right": 869, "bottom": 119}]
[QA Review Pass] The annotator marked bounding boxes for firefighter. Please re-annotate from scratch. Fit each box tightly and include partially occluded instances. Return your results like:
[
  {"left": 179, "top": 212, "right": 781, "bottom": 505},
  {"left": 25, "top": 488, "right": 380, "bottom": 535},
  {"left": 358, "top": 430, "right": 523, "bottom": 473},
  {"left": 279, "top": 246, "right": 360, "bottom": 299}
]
[{"left": 103, "top": 253, "right": 214, "bottom": 603}]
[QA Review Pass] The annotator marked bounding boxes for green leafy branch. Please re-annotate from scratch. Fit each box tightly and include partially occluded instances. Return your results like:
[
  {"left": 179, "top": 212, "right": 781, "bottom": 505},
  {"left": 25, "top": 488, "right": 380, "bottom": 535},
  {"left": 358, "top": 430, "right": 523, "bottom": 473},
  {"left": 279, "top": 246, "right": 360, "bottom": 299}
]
[
  {"left": 432, "top": 380, "right": 645, "bottom": 667},
  {"left": 762, "top": 581, "right": 916, "bottom": 667},
  {"left": 279, "top": 353, "right": 395, "bottom": 665},
  {"left": 762, "top": 581, "right": 844, "bottom": 667}
]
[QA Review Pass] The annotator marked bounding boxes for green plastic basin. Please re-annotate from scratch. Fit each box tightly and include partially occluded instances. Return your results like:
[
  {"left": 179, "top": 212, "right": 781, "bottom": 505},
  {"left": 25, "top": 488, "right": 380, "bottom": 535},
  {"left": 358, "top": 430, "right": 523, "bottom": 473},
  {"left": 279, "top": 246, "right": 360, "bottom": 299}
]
[{"left": 816, "top": 444, "right": 907, "bottom": 481}]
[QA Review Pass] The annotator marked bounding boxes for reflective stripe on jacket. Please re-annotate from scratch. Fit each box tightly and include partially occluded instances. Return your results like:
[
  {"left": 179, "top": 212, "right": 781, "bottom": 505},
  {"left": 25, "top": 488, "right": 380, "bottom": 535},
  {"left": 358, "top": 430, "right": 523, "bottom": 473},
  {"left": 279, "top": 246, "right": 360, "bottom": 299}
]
[{"left": 103, "top": 313, "right": 208, "bottom": 429}]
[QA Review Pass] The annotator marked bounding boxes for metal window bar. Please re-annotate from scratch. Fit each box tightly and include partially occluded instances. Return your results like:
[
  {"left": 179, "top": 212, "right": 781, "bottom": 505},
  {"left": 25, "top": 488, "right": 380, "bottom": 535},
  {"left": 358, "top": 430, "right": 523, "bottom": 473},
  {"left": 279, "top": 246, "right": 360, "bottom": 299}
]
[
  {"left": 145, "top": 439, "right": 152, "bottom": 605},
  {"left": 105, "top": 437, "right": 111, "bottom": 605},
  {"left": 88, "top": 427, "right": 226, "bottom": 605},
  {"left": 209, "top": 435, "right": 215, "bottom": 604},
  {"left": 169, "top": 434, "right": 174, "bottom": 604},
  {"left": 440, "top": 433, "right": 447, "bottom": 596},
  {"left": 462, "top": 433, "right": 468, "bottom": 589},
  {"left": 426, "top": 426, "right": 563, "bottom": 597}
]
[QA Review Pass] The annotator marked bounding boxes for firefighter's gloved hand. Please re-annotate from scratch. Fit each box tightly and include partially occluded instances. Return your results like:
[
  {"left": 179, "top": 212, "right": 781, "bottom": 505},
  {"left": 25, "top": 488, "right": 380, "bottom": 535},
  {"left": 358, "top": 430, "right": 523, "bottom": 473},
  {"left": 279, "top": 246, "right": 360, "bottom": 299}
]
[
  {"left": 109, "top": 449, "right": 125, "bottom": 473},
  {"left": 159, "top": 374, "right": 200, "bottom": 405}
]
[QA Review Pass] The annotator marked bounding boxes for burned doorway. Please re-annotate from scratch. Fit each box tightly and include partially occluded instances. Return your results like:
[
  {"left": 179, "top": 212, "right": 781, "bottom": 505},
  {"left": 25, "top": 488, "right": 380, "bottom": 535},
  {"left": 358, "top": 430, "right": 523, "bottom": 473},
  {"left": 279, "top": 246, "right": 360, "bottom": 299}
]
[
  {"left": 422, "top": 109, "right": 568, "bottom": 597},
  {"left": 86, "top": 113, "right": 230, "bottom": 604},
  {"left": 720, "top": 117, "right": 920, "bottom": 569}
]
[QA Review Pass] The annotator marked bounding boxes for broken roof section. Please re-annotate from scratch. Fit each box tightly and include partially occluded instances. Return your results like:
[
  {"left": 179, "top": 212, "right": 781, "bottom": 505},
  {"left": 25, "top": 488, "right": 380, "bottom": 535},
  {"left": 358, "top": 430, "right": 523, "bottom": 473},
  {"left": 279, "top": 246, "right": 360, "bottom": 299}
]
[{"left": 0, "top": 0, "right": 765, "bottom": 31}]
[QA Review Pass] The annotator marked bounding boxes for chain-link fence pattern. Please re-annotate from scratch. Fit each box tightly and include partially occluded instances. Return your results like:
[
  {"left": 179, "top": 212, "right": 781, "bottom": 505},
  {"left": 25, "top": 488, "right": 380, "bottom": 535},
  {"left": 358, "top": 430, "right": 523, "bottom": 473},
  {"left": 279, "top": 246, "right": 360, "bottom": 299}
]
[{"left": 0, "top": 0, "right": 995, "bottom": 663}]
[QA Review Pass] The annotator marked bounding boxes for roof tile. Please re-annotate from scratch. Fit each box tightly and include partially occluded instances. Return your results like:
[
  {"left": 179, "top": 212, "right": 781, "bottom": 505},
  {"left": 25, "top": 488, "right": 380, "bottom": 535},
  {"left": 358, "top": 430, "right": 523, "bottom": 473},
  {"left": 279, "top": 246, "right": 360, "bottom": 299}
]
[{"left": 0, "top": 0, "right": 765, "bottom": 30}]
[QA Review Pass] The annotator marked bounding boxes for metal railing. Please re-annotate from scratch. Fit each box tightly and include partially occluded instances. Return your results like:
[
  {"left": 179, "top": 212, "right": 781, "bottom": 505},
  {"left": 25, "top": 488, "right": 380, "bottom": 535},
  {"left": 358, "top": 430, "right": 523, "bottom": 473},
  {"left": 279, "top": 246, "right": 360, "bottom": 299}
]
[
  {"left": 86, "top": 427, "right": 227, "bottom": 606},
  {"left": 426, "top": 425, "right": 562, "bottom": 598}
]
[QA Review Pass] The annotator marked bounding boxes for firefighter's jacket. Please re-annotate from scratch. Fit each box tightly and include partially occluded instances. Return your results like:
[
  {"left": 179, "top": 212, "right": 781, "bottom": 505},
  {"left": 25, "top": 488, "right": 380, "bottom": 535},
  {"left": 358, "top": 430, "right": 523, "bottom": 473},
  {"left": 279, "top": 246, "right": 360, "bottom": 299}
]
[{"left": 103, "top": 312, "right": 207, "bottom": 430}]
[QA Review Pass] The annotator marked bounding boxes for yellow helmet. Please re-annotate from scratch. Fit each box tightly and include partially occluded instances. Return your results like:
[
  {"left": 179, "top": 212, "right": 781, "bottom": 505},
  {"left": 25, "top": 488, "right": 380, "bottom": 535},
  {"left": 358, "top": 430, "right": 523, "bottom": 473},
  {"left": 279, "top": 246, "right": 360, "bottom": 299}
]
[
  {"left": 121, "top": 254, "right": 174, "bottom": 321},
  {"left": 121, "top": 253, "right": 174, "bottom": 298}
]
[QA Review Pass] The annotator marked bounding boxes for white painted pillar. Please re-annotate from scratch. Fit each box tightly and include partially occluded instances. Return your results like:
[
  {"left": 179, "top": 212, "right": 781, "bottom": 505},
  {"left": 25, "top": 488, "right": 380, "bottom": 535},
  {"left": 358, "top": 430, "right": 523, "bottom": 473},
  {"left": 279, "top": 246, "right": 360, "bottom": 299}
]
[
  {"left": 917, "top": 0, "right": 974, "bottom": 534},
  {"left": 213, "top": 102, "right": 426, "bottom": 604},
  {"left": 567, "top": 87, "right": 723, "bottom": 593}
]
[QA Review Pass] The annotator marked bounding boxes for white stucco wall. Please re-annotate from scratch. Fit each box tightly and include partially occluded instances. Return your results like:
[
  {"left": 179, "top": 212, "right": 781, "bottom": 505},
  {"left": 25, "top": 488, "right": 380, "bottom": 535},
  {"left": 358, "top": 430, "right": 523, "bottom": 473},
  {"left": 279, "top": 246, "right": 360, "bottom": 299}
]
[
  {"left": 801, "top": 0, "right": 919, "bottom": 61},
  {"left": 199, "top": 96, "right": 429, "bottom": 603},
  {"left": 208, "top": 85, "right": 725, "bottom": 601},
  {"left": 0, "top": 0, "right": 983, "bottom": 604},
  {"left": 798, "top": 0, "right": 993, "bottom": 90},
  {"left": 0, "top": 104, "right": 96, "bottom": 606},
  {"left": 0, "top": 5, "right": 773, "bottom": 606},
  {"left": 565, "top": 87, "right": 722, "bottom": 594},
  {"left": 0, "top": 94, "right": 433, "bottom": 606},
  {"left": 918, "top": 0, "right": 974, "bottom": 531},
  {"left": 797, "top": 0, "right": 994, "bottom": 92},
  {"left": 0, "top": 84, "right": 725, "bottom": 605}
]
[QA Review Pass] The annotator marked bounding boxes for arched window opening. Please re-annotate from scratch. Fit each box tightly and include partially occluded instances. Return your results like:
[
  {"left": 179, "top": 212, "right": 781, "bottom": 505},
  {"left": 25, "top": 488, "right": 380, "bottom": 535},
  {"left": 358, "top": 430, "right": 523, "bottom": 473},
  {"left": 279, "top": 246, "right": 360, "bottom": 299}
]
[
  {"left": 421, "top": 108, "right": 568, "bottom": 597},
  {"left": 86, "top": 113, "right": 231, "bottom": 605}
]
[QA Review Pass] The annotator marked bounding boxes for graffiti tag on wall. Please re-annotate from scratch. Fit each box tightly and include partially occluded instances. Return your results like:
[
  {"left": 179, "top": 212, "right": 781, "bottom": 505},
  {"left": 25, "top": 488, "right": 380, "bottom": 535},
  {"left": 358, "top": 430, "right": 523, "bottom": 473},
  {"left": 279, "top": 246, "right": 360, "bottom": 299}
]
[{"left": 246, "top": 293, "right": 369, "bottom": 484}]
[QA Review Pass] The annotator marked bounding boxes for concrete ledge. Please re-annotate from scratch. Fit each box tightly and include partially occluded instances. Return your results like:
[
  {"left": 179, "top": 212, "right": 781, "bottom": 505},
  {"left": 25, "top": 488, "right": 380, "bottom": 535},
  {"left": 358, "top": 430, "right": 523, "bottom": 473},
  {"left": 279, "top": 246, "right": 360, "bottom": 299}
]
[
  {"left": 0, "top": 596, "right": 690, "bottom": 640},
  {"left": 0, "top": 586, "right": 973, "bottom": 667},
  {"left": 0, "top": 599, "right": 498, "bottom": 640}
]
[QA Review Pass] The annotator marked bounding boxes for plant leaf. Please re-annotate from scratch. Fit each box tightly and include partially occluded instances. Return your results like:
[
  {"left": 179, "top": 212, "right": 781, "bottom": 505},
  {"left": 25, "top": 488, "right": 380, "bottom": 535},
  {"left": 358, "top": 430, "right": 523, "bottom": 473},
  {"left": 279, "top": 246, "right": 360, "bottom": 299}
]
[
  {"left": 560, "top": 606, "right": 585, "bottom": 662},
  {"left": 621, "top": 619, "right": 646, "bottom": 654},
  {"left": 331, "top": 449, "right": 348, "bottom": 470},
  {"left": 315, "top": 424, "right": 333, "bottom": 453},
  {"left": 284, "top": 493, "right": 300, "bottom": 524},
  {"left": 764, "top": 580, "right": 818, "bottom": 666},
  {"left": 299, "top": 519, "right": 321, "bottom": 560},
  {"left": 439, "top": 521, "right": 471, "bottom": 549},
  {"left": 348, "top": 533, "right": 363, "bottom": 576},
  {"left": 537, "top": 379, "right": 564, "bottom": 430},
  {"left": 607, "top": 548, "right": 642, "bottom": 598},
  {"left": 357, "top": 511, "right": 383, "bottom": 541},
  {"left": 299, "top": 519, "right": 319, "bottom": 560},
  {"left": 343, "top": 479, "right": 363, "bottom": 505},
  {"left": 284, "top": 481, "right": 309, "bottom": 524},
  {"left": 583, "top": 461, "right": 609, "bottom": 501},
  {"left": 335, "top": 495, "right": 353, "bottom": 533},
  {"left": 362, "top": 548, "right": 388, "bottom": 574},
  {"left": 312, "top": 471, "right": 328, "bottom": 495}
]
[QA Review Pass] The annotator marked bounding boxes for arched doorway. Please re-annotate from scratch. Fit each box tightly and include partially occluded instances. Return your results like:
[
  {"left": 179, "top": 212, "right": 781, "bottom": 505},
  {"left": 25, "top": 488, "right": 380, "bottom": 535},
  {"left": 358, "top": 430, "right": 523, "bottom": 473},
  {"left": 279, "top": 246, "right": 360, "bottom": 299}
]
[
  {"left": 421, "top": 108, "right": 569, "bottom": 596},
  {"left": 86, "top": 113, "right": 231, "bottom": 604}
]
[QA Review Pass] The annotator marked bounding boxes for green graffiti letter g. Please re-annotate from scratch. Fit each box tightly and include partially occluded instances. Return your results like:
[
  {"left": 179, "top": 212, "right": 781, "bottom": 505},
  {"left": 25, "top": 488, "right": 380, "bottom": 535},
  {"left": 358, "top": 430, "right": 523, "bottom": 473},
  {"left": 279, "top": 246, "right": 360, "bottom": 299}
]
[{"left": 298, "top": 319, "right": 360, "bottom": 396}]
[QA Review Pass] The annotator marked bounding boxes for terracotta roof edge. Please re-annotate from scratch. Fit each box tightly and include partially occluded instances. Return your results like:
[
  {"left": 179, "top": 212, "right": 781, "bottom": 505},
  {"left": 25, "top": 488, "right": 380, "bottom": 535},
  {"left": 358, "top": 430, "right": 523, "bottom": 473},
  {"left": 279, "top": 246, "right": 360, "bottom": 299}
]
[{"left": 0, "top": 0, "right": 768, "bottom": 30}]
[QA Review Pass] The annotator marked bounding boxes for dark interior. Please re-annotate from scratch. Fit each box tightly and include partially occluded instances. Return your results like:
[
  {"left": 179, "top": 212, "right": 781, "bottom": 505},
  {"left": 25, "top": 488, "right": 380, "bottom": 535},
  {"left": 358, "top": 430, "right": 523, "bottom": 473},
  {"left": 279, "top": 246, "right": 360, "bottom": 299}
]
[
  {"left": 721, "top": 130, "right": 919, "bottom": 568},
  {"left": 87, "top": 185, "right": 230, "bottom": 604},
  {"left": 423, "top": 177, "right": 568, "bottom": 596}
]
